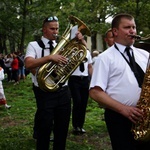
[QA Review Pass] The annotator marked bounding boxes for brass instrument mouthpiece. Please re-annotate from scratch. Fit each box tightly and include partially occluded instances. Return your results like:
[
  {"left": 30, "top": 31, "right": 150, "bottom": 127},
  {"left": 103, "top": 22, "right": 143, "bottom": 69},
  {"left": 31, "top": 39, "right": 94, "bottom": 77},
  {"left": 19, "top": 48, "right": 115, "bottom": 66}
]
[
  {"left": 129, "top": 34, "right": 141, "bottom": 40},
  {"left": 52, "top": 34, "right": 59, "bottom": 38}
]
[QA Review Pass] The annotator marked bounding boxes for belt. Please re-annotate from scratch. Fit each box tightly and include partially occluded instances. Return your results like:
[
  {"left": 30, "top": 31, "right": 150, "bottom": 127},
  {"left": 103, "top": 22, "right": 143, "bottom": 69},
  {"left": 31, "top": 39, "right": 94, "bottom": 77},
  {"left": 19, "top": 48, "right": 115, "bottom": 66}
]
[
  {"left": 55, "top": 85, "right": 68, "bottom": 92},
  {"left": 71, "top": 75, "right": 88, "bottom": 80},
  {"left": 33, "top": 84, "right": 68, "bottom": 92}
]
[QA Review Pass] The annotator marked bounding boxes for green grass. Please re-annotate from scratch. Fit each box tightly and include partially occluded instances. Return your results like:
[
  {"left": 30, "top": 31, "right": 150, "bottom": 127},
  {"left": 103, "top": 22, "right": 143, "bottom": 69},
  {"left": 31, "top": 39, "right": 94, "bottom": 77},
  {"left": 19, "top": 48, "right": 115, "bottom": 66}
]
[{"left": 0, "top": 74, "right": 111, "bottom": 150}]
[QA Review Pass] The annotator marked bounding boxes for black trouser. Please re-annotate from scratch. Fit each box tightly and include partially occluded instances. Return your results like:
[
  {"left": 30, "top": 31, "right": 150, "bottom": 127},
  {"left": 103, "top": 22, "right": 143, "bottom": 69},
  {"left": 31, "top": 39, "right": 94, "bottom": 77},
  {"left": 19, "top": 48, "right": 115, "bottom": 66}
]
[
  {"left": 68, "top": 76, "right": 89, "bottom": 128},
  {"left": 5, "top": 67, "right": 12, "bottom": 81},
  {"left": 105, "top": 109, "right": 150, "bottom": 150},
  {"left": 11, "top": 69, "right": 18, "bottom": 82},
  {"left": 33, "top": 85, "right": 71, "bottom": 150}
]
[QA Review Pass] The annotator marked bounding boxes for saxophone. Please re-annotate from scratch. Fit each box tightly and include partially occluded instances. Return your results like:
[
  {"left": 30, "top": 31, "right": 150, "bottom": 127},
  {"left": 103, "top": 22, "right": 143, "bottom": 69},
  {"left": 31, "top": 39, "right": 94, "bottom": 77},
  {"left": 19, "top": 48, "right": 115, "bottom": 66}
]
[
  {"left": 37, "top": 16, "right": 91, "bottom": 92},
  {"left": 132, "top": 54, "right": 150, "bottom": 141}
]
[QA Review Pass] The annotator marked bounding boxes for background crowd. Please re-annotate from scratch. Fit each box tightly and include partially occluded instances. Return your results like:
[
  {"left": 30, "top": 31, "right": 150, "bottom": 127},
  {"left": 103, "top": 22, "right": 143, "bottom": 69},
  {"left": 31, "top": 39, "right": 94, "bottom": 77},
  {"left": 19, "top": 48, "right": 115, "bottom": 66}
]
[
  {"left": 0, "top": 52, "right": 27, "bottom": 84},
  {"left": 0, "top": 51, "right": 29, "bottom": 109}
]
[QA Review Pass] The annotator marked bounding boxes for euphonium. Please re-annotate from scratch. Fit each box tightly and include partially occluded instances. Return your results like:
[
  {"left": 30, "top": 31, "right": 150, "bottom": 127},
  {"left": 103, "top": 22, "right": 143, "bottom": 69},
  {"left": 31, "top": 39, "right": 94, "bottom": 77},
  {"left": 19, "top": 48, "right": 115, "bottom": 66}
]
[
  {"left": 132, "top": 54, "right": 150, "bottom": 141},
  {"left": 37, "top": 15, "right": 91, "bottom": 92}
]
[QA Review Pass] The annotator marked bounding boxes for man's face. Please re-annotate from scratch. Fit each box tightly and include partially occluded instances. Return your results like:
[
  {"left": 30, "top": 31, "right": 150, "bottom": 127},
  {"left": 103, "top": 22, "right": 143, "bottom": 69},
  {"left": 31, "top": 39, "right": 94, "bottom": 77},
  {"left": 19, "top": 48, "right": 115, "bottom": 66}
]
[
  {"left": 105, "top": 31, "right": 114, "bottom": 47},
  {"left": 43, "top": 21, "right": 59, "bottom": 40},
  {"left": 113, "top": 18, "right": 137, "bottom": 46}
]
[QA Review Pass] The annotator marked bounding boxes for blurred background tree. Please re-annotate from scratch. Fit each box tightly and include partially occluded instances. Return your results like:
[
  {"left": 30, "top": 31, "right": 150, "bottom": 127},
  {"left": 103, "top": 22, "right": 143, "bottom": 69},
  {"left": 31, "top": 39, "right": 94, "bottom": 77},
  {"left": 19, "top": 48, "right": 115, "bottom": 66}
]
[{"left": 0, "top": 0, "right": 149, "bottom": 54}]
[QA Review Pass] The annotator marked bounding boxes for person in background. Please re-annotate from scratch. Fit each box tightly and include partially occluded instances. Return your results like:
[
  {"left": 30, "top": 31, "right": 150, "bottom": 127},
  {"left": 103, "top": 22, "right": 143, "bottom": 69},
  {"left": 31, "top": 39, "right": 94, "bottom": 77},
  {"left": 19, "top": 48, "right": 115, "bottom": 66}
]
[
  {"left": 17, "top": 52, "right": 25, "bottom": 82},
  {"left": 24, "top": 15, "right": 87, "bottom": 150},
  {"left": 4, "top": 54, "right": 13, "bottom": 82},
  {"left": 92, "top": 50, "right": 100, "bottom": 66},
  {"left": 96, "top": 28, "right": 114, "bottom": 118},
  {"left": 11, "top": 52, "right": 19, "bottom": 85},
  {"left": 104, "top": 28, "right": 114, "bottom": 47},
  {"left": 0, "top": 66, "right": 11, "bottom": 109},
  {"left": 0, "top": 54, "right": 6, "bottom": 73},
  {"left": 68, "top": 49, "right": 93, "bottom": 135},
  {"left": 89, "top": 13, "right": 149, "bottom": 150}
]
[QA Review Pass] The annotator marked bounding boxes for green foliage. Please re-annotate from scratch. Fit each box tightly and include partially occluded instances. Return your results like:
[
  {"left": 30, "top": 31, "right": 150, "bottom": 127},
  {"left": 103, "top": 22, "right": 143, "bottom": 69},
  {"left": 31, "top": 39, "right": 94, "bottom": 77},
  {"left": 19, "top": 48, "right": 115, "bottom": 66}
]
[
  {"left": 0, "top": 75, "right": 111, "bottom": 150},
  {"left": 0, "top": 0, "right": 150, "bottom": 53}
]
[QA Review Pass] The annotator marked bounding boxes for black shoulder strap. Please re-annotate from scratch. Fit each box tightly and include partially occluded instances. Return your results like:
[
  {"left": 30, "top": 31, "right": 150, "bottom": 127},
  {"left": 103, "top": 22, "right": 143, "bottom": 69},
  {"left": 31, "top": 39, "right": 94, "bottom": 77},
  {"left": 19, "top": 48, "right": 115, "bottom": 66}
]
[
  {"left": 114, "top": 44, "right": 144, "bottom": 88},
  {"left": 37, "top": 39, "right": 45, "bottom": 57}
]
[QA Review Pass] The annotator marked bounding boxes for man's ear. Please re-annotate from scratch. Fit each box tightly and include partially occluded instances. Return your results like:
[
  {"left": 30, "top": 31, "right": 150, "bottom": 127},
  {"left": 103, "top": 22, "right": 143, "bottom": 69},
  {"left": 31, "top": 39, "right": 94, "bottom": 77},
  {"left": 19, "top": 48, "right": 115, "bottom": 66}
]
[{"left": 112, "top": 28, "right": 117, "bottom": 36}]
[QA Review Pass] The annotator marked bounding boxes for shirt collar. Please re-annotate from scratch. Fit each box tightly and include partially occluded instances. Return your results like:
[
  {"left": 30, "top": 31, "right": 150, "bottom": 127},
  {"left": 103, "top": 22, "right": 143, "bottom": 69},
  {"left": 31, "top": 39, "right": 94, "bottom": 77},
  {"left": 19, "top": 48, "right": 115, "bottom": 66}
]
[
  {"left": 115, "top": 42, "right": 134, "bottom": 54},
  {"left": 41, "top": 36, "right": 56, "bottom": 46}
]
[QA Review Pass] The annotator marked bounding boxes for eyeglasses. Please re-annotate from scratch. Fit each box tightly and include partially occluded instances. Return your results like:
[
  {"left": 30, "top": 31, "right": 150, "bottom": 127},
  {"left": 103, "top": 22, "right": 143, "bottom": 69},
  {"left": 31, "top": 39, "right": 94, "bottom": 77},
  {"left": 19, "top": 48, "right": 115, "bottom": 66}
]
[{"left": 44, "top": 16, "right": 58, "bottom": 23}]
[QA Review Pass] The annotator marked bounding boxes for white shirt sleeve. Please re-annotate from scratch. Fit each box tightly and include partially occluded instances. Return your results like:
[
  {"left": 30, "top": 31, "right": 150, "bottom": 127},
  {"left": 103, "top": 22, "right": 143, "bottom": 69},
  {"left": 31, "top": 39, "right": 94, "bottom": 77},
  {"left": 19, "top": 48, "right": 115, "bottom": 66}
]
[
  {"left": 25, "top": 41, "right": 40, "bottom": 59},
  {"left": 90, "top": 53, "right": 109, "bottom": 91},
  {"left": 0, "top": 68, "right": 4, "bottom": 81}
]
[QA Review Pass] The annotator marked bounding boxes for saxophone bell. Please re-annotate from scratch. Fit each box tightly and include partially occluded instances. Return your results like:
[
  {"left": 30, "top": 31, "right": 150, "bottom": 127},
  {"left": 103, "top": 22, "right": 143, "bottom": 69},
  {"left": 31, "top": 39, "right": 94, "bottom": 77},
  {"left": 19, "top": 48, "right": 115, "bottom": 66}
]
[{"left": 131, "top": 55, "right": 150, "bottom": 141}]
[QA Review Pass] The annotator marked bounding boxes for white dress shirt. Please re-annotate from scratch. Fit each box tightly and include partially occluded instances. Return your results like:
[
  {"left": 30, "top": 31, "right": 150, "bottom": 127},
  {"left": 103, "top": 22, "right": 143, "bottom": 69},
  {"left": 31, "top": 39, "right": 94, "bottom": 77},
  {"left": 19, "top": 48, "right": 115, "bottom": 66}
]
[
  {"left": 71, "top": 50, "right": 93, "bottom": 76},
  {"left": 90, "top": 43, "right": 149, "bottom": 106},
  {"left": 25, "top": 36, "right": 57, "bottom": 87}
]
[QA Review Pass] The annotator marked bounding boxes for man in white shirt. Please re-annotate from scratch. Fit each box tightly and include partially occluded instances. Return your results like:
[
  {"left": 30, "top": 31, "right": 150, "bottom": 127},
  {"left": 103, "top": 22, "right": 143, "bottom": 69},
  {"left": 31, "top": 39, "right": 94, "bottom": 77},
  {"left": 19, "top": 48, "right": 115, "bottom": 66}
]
[
  {"left": 104, "top": 28, "right": 114, "bottom": 47},
  {"left": 25, "top": 15, "right": 86, "bottom": 150},
  {"left": 68, "top": 50, "right": 93, "bottom": 134},
  {"left": 89, "top": 13, "right": 149, "bottom": 150}
]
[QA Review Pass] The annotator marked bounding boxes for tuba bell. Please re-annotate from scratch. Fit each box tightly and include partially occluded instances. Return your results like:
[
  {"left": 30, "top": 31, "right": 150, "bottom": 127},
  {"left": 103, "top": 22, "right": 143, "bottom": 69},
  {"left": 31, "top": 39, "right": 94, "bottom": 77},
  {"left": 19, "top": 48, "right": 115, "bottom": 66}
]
[{"left": 37, "top": 15, "right": 91, "bottom": 92}]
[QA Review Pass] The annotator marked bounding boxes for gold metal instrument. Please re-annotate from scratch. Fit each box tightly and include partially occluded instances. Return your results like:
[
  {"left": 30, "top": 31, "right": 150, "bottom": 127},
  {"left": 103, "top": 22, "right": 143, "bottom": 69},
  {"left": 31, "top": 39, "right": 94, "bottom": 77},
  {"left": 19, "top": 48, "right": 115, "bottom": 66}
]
[
  {"left": 132, "top": 54, "right": 150, "bottom": 141},
  {"left": 133, "top": 34, "right": 150, "bottom": 52},
  {"left": 37, "top": 15, "right": 91, "bottom": 92},
  {"left": 129, "top": 34, "right": 150, "bottom": 41}
]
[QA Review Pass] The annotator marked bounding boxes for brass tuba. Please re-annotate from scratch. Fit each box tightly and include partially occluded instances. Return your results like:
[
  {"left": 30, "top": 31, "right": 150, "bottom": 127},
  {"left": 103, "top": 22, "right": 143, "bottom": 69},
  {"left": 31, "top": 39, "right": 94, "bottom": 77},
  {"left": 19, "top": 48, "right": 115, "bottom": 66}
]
[
  {"left": 37, "top": 15, "right": 91, "bottom": 92},
  {"left": 131, "top": 52, "right": 150, "bottom": 141}
]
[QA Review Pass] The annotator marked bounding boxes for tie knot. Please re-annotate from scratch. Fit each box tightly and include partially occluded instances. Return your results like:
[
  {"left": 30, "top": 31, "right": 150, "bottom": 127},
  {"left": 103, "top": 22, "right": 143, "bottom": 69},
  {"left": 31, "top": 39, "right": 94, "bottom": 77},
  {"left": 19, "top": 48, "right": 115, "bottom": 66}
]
[
  {"left": 125, "top": 46, "right": 131, "bottom": 52},
  {"left": 48, "top": 40, "right": 53, "bottom": 45},
  {"left": 48, "top": 40, "right": 54, "bottom": 52}
]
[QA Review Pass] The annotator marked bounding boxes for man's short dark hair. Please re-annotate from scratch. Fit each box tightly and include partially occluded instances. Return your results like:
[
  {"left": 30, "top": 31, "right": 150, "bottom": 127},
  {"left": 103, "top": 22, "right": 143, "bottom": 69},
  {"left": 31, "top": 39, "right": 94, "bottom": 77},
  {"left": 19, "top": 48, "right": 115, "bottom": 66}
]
[{"left": 111, "top": 13, "right": 134, "bottom": 29}]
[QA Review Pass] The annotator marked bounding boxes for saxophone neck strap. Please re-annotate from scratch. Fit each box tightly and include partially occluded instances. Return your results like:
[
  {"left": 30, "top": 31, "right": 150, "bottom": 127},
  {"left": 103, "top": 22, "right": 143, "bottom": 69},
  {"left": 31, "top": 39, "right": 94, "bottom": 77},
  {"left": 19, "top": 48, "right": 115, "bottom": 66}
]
[{"left": 114, "top": 44, "right": 144, "bottom": 88}]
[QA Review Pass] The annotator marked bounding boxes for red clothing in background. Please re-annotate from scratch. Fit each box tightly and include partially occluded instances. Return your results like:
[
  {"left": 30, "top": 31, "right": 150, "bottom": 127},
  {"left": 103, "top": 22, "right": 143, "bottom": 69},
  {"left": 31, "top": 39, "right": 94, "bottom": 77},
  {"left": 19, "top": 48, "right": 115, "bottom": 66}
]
[{"left": 11, "top": 58, "right": 19, "bottom": 70}]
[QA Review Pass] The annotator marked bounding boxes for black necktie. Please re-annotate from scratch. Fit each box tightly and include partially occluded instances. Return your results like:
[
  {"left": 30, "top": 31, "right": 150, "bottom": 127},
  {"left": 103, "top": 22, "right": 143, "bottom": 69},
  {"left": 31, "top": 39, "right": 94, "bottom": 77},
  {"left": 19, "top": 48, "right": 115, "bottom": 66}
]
[
  {"left": 48, "top": 40, "right": 54, "bottom": 52},
  {"left": 125, "top": 47, "right": 145, "bottom": 88},
  {"left": 79, "top": 62, "right": 85, "bottom": 72}
]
